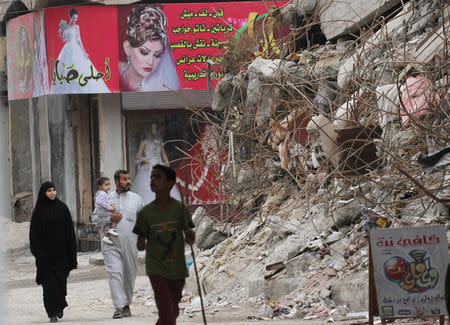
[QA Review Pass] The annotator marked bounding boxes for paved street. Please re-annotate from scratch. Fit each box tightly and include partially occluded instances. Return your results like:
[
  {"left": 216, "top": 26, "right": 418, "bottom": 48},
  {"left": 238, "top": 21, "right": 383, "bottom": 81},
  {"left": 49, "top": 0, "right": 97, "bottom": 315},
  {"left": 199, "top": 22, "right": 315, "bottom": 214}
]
[
  {"left": 4, "top": 250, "right": 331, "bottom": 325},
  {"left": 5, "top": 249, "right": 444, "bottom": 325}
]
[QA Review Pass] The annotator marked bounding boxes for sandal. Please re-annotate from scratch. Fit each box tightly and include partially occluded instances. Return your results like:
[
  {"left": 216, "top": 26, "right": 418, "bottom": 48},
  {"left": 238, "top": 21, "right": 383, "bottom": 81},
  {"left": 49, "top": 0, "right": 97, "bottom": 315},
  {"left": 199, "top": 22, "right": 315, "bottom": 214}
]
[{"left": 113, "top": 309, "right": 123, "bottom": 319}]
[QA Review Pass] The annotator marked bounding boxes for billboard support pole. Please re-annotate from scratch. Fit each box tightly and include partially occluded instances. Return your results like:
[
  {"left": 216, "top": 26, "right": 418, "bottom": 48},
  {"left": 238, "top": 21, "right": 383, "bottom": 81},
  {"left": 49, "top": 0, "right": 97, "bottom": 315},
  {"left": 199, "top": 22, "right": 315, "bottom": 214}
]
[{"left": 369, "top": 237, "right": 381, "bottom": 325}]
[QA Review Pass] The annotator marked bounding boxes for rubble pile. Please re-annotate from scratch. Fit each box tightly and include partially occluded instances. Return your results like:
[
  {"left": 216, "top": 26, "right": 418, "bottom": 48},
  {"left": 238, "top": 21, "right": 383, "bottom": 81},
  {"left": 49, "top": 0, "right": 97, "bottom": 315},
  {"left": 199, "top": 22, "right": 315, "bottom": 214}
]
[
  {"left": 185, "top": 0, "right": 449, "bottom": 321},
  {"left": 0, "top": 216, "right": 30, "bottom": 253}
]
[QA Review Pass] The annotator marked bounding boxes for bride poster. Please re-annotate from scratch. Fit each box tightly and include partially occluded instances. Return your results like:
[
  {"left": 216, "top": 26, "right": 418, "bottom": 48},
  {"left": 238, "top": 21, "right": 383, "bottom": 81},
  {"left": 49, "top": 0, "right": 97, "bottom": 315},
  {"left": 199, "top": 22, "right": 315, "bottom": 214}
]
[
  {"left": 44, "top": 6, "right": 120, "bottom": 94},
  {"left": 7, "top": 1, "right": 290, "bottom": 99},
  {"left": 6, "top": 12, "right": 35, "bottom": 100}
]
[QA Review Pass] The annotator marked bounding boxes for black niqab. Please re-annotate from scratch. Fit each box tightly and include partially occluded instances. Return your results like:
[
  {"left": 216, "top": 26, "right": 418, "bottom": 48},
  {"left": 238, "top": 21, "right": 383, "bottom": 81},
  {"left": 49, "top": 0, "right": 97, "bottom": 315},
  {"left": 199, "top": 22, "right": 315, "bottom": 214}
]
[{"left": 30, "top": 182, "right": 78, "bottom": 284}]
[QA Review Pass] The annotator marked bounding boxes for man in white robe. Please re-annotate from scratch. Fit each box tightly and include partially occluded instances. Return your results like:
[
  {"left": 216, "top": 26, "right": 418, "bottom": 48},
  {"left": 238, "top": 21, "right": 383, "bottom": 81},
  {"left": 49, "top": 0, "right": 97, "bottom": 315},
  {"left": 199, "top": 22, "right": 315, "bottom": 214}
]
[{"left": 92, "top": 169, "right": 143, "bottom": 319}]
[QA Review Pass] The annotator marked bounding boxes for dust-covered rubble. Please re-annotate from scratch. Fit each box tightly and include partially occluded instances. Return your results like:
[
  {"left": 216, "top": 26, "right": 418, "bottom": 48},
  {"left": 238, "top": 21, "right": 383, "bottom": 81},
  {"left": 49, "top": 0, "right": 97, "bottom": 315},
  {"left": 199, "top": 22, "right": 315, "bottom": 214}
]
[{"left": 187, "top": 0, "right": 449, "bottom": 322}]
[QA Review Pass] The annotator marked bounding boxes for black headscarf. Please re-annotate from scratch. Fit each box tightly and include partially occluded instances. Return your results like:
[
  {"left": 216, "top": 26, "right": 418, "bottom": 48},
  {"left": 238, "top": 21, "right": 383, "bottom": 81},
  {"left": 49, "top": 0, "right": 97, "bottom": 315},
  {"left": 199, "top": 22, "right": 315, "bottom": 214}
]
[{"left": 30, "top": 182, "right": 78, "bottom": 283}]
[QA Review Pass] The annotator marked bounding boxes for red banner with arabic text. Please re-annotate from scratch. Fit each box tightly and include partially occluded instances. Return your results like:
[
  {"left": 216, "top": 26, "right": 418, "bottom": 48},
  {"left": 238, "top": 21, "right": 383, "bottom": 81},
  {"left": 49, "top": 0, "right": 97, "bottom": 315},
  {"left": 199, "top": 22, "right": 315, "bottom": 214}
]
[{"left": 6, "top": 1, "right": 290, "bottom": 100}]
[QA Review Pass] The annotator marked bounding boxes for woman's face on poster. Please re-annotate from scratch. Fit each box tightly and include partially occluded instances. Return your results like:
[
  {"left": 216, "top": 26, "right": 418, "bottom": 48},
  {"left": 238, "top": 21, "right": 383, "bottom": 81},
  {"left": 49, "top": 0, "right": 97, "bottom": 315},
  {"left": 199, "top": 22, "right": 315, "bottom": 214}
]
[
  {"left": 125, "top": 39, "right": 164, "bottom": 80},
  {"left": 21, "top": 28, "right": 27, "bottom": 42},
  {"left": 70, "top": 14, "right": 78, "bottom": 24}
]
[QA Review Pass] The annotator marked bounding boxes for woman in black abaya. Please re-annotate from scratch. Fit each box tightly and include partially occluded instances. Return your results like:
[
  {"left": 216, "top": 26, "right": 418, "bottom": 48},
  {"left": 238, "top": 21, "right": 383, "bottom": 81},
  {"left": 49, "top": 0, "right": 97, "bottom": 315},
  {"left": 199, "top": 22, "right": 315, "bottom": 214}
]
[{"left": 29, "top": 181, "right": 78, "bottom": 323}]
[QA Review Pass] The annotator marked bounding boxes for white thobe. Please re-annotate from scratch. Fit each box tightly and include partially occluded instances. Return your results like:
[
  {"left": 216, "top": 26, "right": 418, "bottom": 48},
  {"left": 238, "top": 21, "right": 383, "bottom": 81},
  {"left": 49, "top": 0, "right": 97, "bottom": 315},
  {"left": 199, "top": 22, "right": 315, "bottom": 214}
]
[{"left": 92, "top": 190, "right": 143, "bottom": 309}]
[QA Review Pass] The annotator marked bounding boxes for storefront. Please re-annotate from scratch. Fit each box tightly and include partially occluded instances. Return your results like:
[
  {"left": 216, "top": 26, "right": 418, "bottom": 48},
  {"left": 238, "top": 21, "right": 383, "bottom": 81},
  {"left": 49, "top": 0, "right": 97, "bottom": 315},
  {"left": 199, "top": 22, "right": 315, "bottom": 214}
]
[
  {"left": 121, "top": 90, "right": 221, "bottom": 205},
  {"left": 6, "top": 1, "right": 289, "bottom": 247}
]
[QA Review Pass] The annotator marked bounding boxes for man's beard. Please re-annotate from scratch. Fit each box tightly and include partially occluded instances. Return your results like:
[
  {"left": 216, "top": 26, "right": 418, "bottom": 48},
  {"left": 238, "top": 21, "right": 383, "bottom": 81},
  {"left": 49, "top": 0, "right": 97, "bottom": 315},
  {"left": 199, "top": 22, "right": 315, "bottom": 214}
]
[{"left": 119, "top": 183, "right": 131, "bottom": 192}]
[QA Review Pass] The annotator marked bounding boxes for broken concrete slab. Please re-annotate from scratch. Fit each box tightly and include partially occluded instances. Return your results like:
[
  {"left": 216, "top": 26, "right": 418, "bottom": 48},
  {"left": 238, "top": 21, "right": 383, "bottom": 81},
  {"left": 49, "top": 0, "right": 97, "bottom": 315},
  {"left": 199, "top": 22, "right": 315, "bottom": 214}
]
[
  {"left": 248, "top": 278, "right": 298, "bottom": 299},
  {"left": 307, "top": 115, "right": 339, "bottom": 167},
  {"left": 331, "top": 271, "right": 368, "bottom": 311},
  {"left": 333, "top": 199, "right": 362, "bottom": 228},
  {"left": 265, "top": 215, "right": 298, "bottom": 237},
  {"left": 200, "top": 231, "right": 227, "bottom": 250},
  {"left": 245, "top": 72, "right": 281, "bottom": 125},
  {"left": 337, "top": 44, "right": 383, "bottom": 89},
  {"left": 194, "top": 208, "right": 227, "bottom": 250},
  {"left": 414, "top": 14, "right": 450, "bottom": 64},
  {"left": 319, "top": 0, "right": 402, "bottom": 41},
  {"left": 335, "top": 2, "right": 416, "bottom": 89},
  {"left": 293, "top": 0, "right": 318, "bottom": 16},
  {"left": 245, "top": 74, "right": 262, "bottom": 109},
  {"left": 211, "top": 73, "right": 238, "bottom": 112},
  {"left": 376, "top": 84, "right": 401, "bottom": 128},
  {"left": 248, "top": 58, "right": 295, "bottom": 79},
  {"left": 232, "top": 220, "right": 261, "bottom": 250},
  {"left": 285, "top": 252, "right": 316, "bottom": 277}
]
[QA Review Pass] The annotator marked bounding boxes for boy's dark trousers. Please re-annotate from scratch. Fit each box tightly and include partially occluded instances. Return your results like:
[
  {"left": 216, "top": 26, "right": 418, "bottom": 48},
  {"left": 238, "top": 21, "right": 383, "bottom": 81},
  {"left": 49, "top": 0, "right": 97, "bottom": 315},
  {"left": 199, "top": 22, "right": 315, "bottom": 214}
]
[{"left": 150, "top": 274, "right": 185, "bottom": 325}]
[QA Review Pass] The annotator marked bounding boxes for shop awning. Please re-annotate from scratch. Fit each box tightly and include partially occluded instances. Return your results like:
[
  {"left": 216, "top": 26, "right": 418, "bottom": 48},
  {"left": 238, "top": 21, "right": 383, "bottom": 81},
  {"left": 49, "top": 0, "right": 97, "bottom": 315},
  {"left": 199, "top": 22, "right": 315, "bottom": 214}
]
[{"left": 122, "top": 89, "right": 213, "bottom": 110}]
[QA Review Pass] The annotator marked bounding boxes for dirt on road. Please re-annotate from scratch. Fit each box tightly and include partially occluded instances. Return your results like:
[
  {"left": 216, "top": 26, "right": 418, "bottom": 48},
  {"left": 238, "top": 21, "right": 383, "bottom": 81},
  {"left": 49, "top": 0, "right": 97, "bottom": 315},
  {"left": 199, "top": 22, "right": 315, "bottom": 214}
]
[
  {"left": 4, "top": 249, "right": 335, "bottom": 325},
  {"left": 4, "top": 248, "right": 444, "bottom": 325}
]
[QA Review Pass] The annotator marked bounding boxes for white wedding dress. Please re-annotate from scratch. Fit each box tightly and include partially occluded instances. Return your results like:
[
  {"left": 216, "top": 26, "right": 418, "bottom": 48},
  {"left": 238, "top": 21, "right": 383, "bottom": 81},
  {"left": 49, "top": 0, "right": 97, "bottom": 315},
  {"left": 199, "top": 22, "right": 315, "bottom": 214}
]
[
  {"left": 131, "top": 138, "right": 181, "bottom": 205},
  {"left": 50, "top": 25, "right": 110, "bottom": 94}
]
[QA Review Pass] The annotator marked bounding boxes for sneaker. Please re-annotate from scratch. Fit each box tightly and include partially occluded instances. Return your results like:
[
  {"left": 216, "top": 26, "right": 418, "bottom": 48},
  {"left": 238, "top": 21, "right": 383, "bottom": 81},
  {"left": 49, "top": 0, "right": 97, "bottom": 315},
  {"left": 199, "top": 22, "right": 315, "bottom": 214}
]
[
  {"left": 113, "top": 309, "right": 123, "bottom": 319},
  {"left": 122, "top": 305, "right": 131, "bottom": 317},
  {"left": 102, "top": 236, "right": 114, "bottom": 245},
  {"left": 49, "top": 315, "right": 58, "bottom": 322},
  {"left": 108, "top": 228, "right": 119, "bottom": 237},
  {"left": 57, "top": 311, "right": 63, "bottom": 319}
]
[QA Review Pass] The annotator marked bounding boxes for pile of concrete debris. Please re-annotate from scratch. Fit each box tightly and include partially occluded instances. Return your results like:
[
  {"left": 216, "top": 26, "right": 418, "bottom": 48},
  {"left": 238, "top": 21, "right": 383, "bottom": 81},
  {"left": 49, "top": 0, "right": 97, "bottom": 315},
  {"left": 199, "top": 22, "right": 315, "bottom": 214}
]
[
  {"left": 185, "top": 0, "right": 449, "bottom": 322},
  {"left": 0, "top": 216, "right": 30, "bottom": 253}
]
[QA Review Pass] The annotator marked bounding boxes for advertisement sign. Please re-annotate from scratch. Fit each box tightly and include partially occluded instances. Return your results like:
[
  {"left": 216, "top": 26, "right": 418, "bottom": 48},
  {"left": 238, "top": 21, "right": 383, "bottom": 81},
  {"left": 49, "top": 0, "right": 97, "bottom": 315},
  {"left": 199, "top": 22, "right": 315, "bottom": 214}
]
[
  {"left": 45, "top": 6, "right": 119, "bottom": 94},
  {"left": 7, "top": 1, "right": 290, "bottom": 100},
  {"left": 370, "top": 226, "right": 449, "bottom": 318},
  {"left": 176, "top": 124, "right": 226, "bottom": 204},
  {"left": 6, "top": 12, "right": 36, "bottom": 99}
]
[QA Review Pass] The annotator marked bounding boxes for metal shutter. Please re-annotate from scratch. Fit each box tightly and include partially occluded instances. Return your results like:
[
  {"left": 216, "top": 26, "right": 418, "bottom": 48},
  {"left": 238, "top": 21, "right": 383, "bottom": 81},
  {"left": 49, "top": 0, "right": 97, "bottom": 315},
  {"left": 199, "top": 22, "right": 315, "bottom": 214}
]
[{"left": 122, "top": 90, "right": 213, "bottom": 110}]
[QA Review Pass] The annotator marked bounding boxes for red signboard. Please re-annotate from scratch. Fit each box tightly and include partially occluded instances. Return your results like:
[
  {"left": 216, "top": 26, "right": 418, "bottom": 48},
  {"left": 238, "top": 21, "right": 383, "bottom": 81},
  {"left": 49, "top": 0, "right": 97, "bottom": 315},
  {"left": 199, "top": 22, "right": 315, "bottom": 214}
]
[
  {"left": 6, "top": 12, "right": 36, "bottom": 100},
  {"left": 45, "top": 6, "right": 119, "bottom": 94},
  {"left": 7, "top": 1, "right": 290, "bottom": 99}
]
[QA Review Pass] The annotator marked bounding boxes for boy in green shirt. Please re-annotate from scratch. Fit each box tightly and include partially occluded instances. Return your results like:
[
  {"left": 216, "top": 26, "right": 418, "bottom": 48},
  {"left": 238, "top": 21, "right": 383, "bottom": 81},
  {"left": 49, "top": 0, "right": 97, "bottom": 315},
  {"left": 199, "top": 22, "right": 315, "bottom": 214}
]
[{"left": 133, "top": 164, "right": 195, "bottom": 325}]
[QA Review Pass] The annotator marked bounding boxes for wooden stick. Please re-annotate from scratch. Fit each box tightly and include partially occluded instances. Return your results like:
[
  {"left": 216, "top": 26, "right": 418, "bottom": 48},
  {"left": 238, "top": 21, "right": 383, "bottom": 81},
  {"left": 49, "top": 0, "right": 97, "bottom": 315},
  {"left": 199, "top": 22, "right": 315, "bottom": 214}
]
[{"left": 178, "top": 184, "right": 207, "bottom": 325}]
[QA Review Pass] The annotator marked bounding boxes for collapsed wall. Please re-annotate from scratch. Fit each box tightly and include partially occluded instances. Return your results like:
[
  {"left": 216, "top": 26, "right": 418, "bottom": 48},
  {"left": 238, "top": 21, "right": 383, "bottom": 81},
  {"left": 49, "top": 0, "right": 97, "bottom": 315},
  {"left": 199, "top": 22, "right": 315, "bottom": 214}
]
[{"left": 185, "top": 0, "right": 449, "bottom": 321}]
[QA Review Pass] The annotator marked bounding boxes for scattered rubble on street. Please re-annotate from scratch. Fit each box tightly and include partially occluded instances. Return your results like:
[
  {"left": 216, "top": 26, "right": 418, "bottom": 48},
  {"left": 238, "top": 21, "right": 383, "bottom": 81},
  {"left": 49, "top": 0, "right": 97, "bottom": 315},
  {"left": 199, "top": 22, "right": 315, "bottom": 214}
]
[{"left": 186, "top": 0, "right": 450, "bottom": 322}]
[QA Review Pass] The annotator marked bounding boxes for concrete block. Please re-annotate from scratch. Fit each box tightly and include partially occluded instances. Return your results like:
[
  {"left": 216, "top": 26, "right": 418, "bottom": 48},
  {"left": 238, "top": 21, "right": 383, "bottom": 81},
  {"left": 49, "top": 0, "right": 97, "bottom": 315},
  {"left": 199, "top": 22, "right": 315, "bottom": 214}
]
[
  {"left": 248, "top": 278, "right": 298, "bottom": 299},
  {"left": 285, "top": 253, "right": 315, "bottom": 277},
  {"left": 319, "top": 0, "right": 402, "bottom": 40},
  {"left": 293, "top": 0, "right": 318, "bottom": 16},
  {"left": 331, "top": 271, "right": 368, "bottom": 311},
  {"left": 415, "top": 16, "right": 450, "bottom": 63}
]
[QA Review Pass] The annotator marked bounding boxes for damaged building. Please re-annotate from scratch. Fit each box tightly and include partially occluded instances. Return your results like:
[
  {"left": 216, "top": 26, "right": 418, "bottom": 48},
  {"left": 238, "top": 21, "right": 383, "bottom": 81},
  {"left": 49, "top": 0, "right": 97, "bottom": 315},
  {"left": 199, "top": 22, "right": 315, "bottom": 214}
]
[{"left": 1, "top": 0, "right": 449, "bottom": 322}]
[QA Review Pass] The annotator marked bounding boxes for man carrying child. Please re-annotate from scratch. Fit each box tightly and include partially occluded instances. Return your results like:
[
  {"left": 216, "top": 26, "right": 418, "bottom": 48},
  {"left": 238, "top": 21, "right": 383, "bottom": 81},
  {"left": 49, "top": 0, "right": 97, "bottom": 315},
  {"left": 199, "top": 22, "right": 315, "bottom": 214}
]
[
  {"left": 92, "top": 170, "right": 143, "bottom": 319},
  {"left": 133, "top": 164, "right": 195, "bottom": 325}
]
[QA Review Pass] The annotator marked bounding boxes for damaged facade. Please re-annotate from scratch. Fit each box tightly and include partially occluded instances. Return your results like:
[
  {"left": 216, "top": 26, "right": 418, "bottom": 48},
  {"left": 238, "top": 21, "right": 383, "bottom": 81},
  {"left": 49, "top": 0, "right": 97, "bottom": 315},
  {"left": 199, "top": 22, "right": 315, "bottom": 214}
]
[
  {"left": 1, "top": 0, "right": 449, "bottom": 322},
  {"left": 1, "top": 0, "right": 217, "bottom": 250},
  {"left": 183, "top": 0, "right": 450, "bottom": 321}
]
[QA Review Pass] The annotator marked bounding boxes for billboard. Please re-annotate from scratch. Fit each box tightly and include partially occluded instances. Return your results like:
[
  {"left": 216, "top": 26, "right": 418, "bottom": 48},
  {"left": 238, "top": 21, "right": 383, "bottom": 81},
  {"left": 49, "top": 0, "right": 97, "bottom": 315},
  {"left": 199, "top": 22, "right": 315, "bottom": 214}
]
[
  {"left": 370, "top": 226, "right": 449, "bottom": 318},
  {"left": 6, "top": 11, "right": 36, "bottom": 99},
  {"left": 6, "top": 2, "right": 290, "bottom": 100}
]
